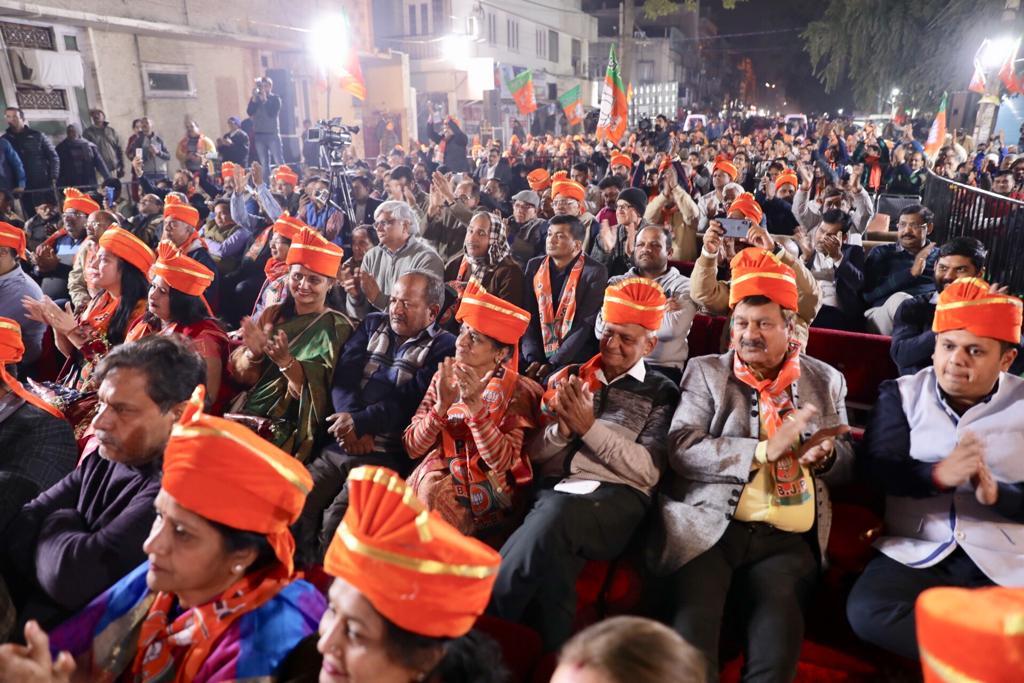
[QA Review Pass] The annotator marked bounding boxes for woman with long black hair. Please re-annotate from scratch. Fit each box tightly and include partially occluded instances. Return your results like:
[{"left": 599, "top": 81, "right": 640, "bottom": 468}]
[
  {"left": 23, "top": 226, "right": 153, "bottom": 393},
  {"left": 126, "top": 241, "right": 231, "bottom": 412}
]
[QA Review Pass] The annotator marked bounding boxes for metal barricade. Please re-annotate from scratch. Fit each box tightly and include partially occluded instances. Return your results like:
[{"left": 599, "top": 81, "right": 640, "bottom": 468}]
[{"left": 924, "top": 169, "right": 1024, "bottom": 294}]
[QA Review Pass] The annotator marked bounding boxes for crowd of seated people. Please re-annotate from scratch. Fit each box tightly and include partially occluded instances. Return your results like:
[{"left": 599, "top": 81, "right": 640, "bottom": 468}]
[{"left": 0, "top": 107, "right": 1022, "bottom": 682}]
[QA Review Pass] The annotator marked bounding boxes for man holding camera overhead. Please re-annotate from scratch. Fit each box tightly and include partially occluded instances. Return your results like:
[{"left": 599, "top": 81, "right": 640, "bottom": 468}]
[{"left": 247, "top": 76, "right": 283, "bottom": 169}]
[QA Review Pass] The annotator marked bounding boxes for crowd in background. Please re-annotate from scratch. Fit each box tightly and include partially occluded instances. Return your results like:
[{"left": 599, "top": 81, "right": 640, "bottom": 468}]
[{"left": 0, "top": 85, "right": 1022, "bottom": 683}]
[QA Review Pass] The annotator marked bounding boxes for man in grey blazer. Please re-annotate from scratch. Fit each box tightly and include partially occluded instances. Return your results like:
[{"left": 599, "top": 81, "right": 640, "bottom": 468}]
[{"left": 648, "top": 247, "right": 854, "bottom": 682}]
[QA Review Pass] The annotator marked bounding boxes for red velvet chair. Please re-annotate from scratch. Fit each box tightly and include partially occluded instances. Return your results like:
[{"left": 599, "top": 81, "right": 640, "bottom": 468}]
[{"left": 804, "top": 328, "right": 897, "bottom": 412}]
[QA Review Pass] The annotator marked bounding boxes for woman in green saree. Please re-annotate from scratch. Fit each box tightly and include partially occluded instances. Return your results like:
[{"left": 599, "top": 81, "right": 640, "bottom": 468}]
[{"left": 228, "top": 226, "right": 351, "bottom": 461}]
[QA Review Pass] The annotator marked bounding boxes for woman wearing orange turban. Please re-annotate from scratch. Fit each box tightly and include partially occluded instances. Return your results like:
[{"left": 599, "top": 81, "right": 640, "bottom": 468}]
[
  {"left": 23, "top": 227, "right": 154, "bottom": 398},
  {"left": 405, "top": 281, "right": 543, "bottom": 536},
  {"left": 251, "top": 214, "right": 305, "bottom": 319},
  {"left": 161, "top": 194, "right": 219, "bottom": 310},
  {"left": 126, "top": 241, "right": 231, "bottom": 413},
  {"left": 228, "top": 227, "right": 353, "bottom": 461},
  {"left": 315, "top": 466, "right": 507, "bottom": 683},
  {"left": 1, "top": 389, "right": 326, "bottom": 683}
]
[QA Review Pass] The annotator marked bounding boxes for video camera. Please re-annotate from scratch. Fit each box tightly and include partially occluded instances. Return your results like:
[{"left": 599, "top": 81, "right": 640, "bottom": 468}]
[{"left": 305, "top": 117, "right": 360, "bottom": 150}]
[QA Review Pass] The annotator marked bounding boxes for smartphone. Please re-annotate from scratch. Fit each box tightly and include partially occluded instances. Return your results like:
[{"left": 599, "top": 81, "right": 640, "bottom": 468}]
[
  {"left": 104, "top": 187, "right": 115, "bottom": 205},
  {"left": 135, "top": 148, "right": 143, "bottom": 161},
  {"left": 718, "top": 217, "right": 752, "bottom": 239}
]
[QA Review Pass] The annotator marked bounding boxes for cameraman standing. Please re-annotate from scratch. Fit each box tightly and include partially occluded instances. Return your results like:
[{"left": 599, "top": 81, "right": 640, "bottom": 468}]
[{"left": 247, "top": 76, "right": 283, "bottom": 168}]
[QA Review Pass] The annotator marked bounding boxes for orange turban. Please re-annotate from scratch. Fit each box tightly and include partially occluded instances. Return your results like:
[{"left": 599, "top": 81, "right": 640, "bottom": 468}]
[
  {"left": 551, "top": 170, "right": 569, "bottom": 181},
  {"left": 324, "top": 466, "right": 501, "bottom": 638},
  {"left": 152, "top": 241, "right": 214, "bottom": 298},
  {"left": 603, "top": 277, "right": 667, "bottom": 331},
  {"left": 456, "top": 280, "right": 531, "bottom": 345},
  {"left": 272, "top": 164, "right": 299, "bottom": 187},
  {"left": 63, "top": 187, "right": 99, "bottom": 215},
  {"left": 163, "top": 194, "right": 199, "bottom": 229},
  {"left": 729, "top": 247, "right": 798, "bottom": 311},
  {"left": 527, "top": 168, "right": 551, "bottom": 191},
  {"left": 933, "top": 277, "right": 1023, "bottom": 345},
  {"left": 0, "top": 317, "right": 64, "bottom": 420},
  {"left": 0, "top": 222, "right": 26, "bottom": 259},
  {"left": 775, "top": 169, "right": 799, "bottom": 190},
  {"left": 273, "top": 214, "right": 305, "bottom": 241},
  {"left": 98, "top": 227, "right": 155, "bottom": 279},
  {"left": 916, "top": 586, "right": 1024, "bottom": 683},
  {"left": 713, "top": 159, "right": 738, "bottom": 181},
  {"left": 611, "top": 153, "right": 633, "bottom": 169},
  {"left": 220, "top": 161, "right": 237, "bottom": 180},
  {"left": 286, "top": 227, "right": 343, "bottom": 278},
  {"left": 552, "top": 180, "right": 585, "bottom": 203},
  {"left": 728, "top": 192, "right": 764, "bottom": 225},
  {"left": 165, "top": 387, "right": 312, "bottom": 575}
]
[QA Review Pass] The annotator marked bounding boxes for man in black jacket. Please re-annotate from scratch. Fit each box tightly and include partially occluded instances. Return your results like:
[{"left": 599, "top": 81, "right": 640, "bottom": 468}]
[
  {"left": 3, "top": 107, "right": 58, "bottom": 216},
  {"left": 521, "top": 214, "right": 608, "bottom": 382},
  {"left": 428, "top": 115, "right": 469, "bottom": 173},
  {"left": 215, "top": 115, "right": 250, "bottom": 165},
  {"left": 807, "top": 209, "right": 865, "bottom": 331},
  {"left": 56, "top": 124, "right": 109, "bottom": 192},
  {"left": 890, "top": 236, "right": 1024, "bottom": 375}
]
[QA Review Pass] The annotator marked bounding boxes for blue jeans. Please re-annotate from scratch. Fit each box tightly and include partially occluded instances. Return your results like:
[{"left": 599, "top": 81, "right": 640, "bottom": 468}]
[{"left": 254, "top": 133, "right": 284, "bottom": 168}]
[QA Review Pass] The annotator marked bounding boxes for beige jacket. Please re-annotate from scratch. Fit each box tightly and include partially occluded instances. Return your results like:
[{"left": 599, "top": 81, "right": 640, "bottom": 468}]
[
  {"left": 689, "top": 246, "right": 822, "bottom": 346},
  {"left": 644, "top": 186, "right": 700, "bottom": 262}
]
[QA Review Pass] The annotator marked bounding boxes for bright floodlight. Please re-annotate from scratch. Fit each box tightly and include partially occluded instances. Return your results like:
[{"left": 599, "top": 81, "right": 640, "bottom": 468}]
[
  {"left": 979, "top": 37, "right": 1017, "bottom": 70},
  {"left": 891, "top": 87, "right": 901, "bottom": 96},
  {"left": 442, "top": 34, "right": 471, "bottom": 63},
  {"left": 310, "top": 15, "right": 351, "bottom": 70}
]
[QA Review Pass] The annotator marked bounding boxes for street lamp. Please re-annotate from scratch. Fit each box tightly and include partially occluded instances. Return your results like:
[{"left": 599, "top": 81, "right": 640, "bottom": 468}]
[{"left": 978, "top": 37, "right": 1017, "bottom": 70}]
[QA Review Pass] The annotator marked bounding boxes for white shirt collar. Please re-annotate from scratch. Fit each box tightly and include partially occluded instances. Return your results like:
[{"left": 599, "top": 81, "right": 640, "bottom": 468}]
[{"left": 595, "top": 357, "right": 647, "bottom": 386}]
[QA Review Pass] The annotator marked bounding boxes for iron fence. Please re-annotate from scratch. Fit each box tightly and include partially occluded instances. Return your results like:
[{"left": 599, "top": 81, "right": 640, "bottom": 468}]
[{"left": 924, "top": 169, "right": 1024, "bottom": 294}]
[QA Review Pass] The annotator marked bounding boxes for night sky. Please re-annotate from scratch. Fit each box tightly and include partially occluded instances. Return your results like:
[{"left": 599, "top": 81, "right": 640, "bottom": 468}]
[{"left": 705, "top": 0, "right": 854, "bottom": 115}]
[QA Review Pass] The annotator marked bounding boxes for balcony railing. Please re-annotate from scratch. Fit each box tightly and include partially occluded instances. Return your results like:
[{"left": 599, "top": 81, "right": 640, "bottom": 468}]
[{"left": 378, "top": 36, "right": 443, "bottom": 61}]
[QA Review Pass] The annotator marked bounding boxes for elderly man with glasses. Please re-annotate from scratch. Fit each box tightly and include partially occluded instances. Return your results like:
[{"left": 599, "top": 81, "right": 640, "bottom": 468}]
[
  {"left": 342, "top": 200, "right": 444, "bottom": 322},
  {"left": 547, "top": 179, "right": 597, "bottom": 252}
]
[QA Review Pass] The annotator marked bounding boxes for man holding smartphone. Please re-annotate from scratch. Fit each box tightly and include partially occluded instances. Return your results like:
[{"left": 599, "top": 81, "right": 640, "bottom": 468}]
[{"left": 247, "top": 77, "right": 283, "bottom": 168}]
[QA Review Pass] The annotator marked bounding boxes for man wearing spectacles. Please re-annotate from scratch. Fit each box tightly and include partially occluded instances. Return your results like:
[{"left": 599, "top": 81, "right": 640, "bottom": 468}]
[{"left": 343, "top": 200, "right": 444, "bottom": 322}]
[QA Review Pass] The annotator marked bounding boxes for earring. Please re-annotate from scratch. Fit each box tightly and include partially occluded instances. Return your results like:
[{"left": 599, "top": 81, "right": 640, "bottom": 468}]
[{"left": 232, "top": 563, "right": 244, "bottom": 574}]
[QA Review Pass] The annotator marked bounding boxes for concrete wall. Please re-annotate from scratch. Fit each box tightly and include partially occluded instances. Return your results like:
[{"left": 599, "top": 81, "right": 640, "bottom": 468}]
[{"left": 0, "top": 0, "right": 411, "bottom": 162}]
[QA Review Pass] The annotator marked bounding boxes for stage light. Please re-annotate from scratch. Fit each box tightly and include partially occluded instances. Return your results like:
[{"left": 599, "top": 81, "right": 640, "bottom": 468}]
[
  {"left": 442, "top": 34, "right": 471, "bottom": 63},
  {"left": 310, "top": 14, "right": 351, "bottom": 72},
  {"left": 979, "top": 37, "right": 1017, "bottom": 70}
]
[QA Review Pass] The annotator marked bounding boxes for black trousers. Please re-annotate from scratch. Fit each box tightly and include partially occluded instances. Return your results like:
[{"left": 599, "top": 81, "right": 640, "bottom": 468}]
[
  {"left": 846, "top": 547, "right": 994, "bottom": 660},
  {"left": 488, "top": 481, "right": 649, "bottom": 651},
  {"left": 220, "top": 270, "right": 265, "bottom": 327},
  {"left": 292, "top": 444, "right": 411, "bottom": 567},
  {"left": 667, "top": 520, "right": 818, "bottom": 683}
]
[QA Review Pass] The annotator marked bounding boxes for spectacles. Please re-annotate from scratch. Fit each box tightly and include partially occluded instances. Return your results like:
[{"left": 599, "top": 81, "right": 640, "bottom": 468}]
[
  {"left": 374, "top": 218, "right": 400, "bottom": 228},
  {"left": 615, "top": 203, "right": 634, "bottom": 211}
]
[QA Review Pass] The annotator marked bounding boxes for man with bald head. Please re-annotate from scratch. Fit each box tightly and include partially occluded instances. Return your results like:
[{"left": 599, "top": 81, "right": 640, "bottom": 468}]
[{"left": 296, "top": 270, "right": 456, "bottom": 564}]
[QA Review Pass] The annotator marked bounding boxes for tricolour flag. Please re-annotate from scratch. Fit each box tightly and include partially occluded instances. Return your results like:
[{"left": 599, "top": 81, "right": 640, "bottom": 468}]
[
  {"left": 506, "top": 69, "right": 537, "bottom": 115},
  {"left": 558, "top": 84, "right": 584, "bottom": 126},
  {"left": 596, "top": 44, "right": 628, "bottom": 144},
  {"left": 923, "top": 92, "right": 947, "bottom": 160}
]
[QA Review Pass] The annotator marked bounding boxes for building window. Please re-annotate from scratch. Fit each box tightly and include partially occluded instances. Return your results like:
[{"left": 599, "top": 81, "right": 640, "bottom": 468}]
[
  {"left": 548, "top": 30, "right": 558, "bottom": 63},
  {"left": 571, "top": 38, "right": 582, "bottom": 75},
  {"left": 507, "top": 18, "right": 519, "bottom": 50},
  {"left": 487, "top": 12, "right": 497, "bottom": 45},
  {"left": 535, "top": 29, "right": 546, "bottom": 59},
  {"left": 432, "top": 0, "right": 445, "bottom": 34},
  {"left": 63, "top": 35, "right": 79, "bottom": 51},
  {"left": 142, "top": 63, "right": 196, "bottom": 98},
  {"left": 0, "top": 21, "right": 55, "bottom": 50},
  {"left": 16, "top": 88, "right": 67, "bottom": 110},
  {"left": 409, "top": 4, "right": 417, "bottom": 35},
  {"left": 421, "top": 4, "right": 429, "bottom": 35}
]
